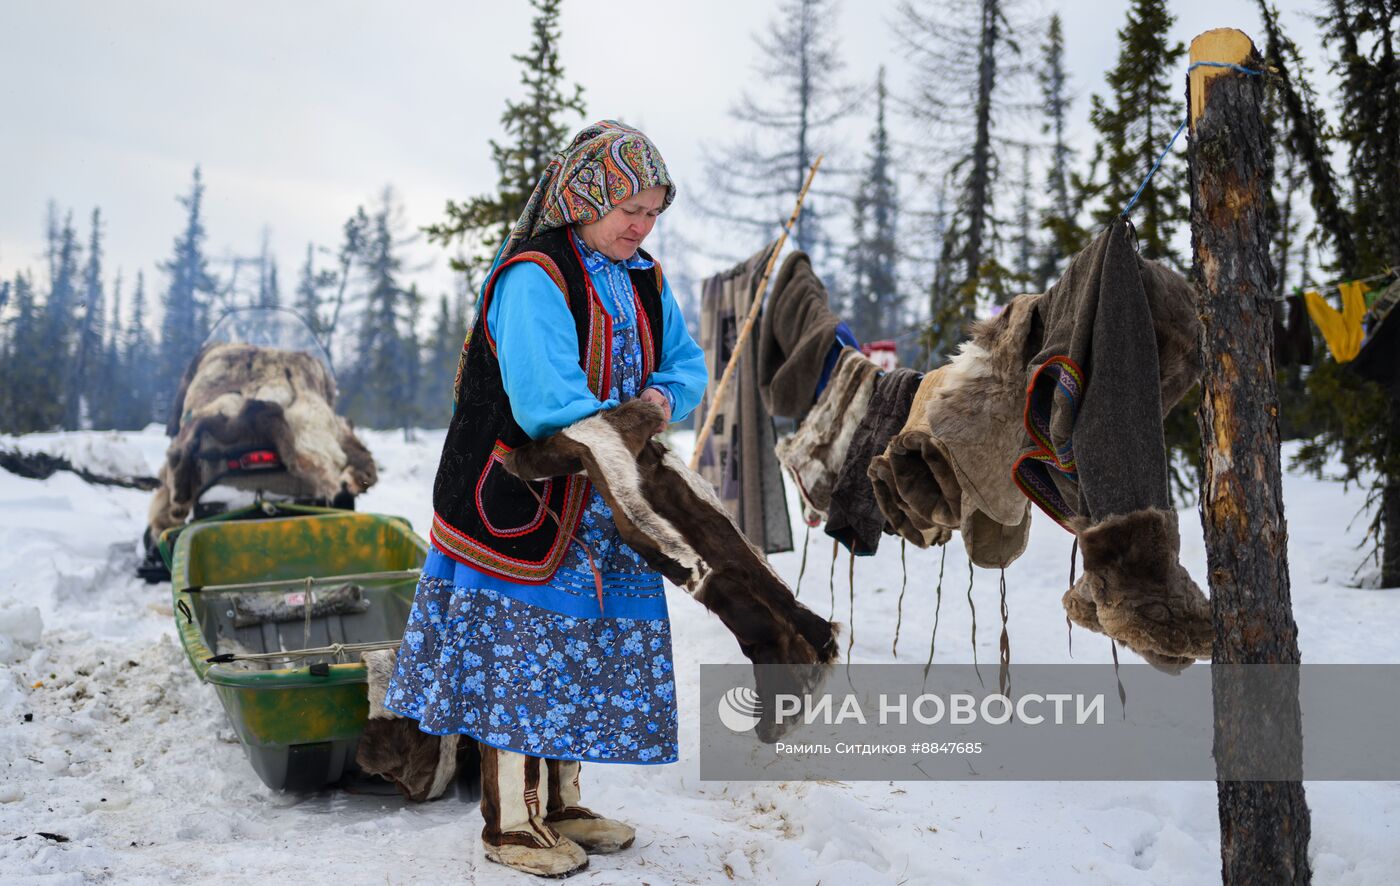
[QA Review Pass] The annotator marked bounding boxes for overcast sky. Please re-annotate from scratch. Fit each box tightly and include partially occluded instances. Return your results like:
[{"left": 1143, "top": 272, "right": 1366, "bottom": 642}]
[{"left": 0, "top": 0, "right": 1331, "bottom": 318}]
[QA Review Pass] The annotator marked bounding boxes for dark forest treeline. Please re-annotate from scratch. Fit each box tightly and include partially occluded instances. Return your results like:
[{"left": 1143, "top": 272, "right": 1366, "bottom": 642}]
[{"left": 0, "top": 173, "right": 469, "bottom": 436}]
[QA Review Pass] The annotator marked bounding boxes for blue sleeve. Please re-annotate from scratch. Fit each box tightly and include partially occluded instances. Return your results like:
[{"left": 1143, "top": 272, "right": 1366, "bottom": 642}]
[
  {"left": 645, "top": 276, "right": 708, "bottom": 423},
  {"left": 488, "top": 262, "right": 617, "bottom": 439}
]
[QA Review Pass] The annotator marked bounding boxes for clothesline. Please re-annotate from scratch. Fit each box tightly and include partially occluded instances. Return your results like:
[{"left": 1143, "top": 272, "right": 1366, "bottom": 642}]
[{"left": 1120, "top": 61, "right": 1267, "bottom": 219}]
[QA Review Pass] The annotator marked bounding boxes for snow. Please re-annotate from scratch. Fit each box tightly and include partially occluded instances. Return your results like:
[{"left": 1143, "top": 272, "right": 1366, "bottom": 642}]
[{"left": 2, "top": 426, "right": 1398, "bottom": 884}]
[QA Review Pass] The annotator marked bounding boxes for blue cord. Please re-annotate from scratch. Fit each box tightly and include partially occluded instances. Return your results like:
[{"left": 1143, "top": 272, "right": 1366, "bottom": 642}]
[{"left": 1119, "top": 61, "right": 1265, "bottom": 219}]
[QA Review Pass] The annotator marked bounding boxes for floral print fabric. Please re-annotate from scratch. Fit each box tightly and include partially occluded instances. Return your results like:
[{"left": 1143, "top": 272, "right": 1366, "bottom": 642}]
[{"left": 388, "top": 266, "right": 679, "bottom": 763}]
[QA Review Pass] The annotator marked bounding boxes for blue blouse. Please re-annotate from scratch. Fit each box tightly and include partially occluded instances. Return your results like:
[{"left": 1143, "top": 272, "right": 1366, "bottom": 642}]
[{"left": 487, "top": 230, "right": 708, "bottom": 439}]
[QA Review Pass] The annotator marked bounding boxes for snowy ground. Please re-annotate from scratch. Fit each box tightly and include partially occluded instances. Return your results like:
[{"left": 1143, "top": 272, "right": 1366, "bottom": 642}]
[{"left": 1, "top": 425, "right": 1397, "bottom": 884}]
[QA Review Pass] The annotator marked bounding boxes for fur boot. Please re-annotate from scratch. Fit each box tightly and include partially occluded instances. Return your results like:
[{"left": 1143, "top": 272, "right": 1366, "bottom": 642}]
[
  {"left": 479, "top": 746, "right": 588, "bottom": 878},
  {"left": 543, "top": 760, "right": 635, "bottom": 854},
  {"left": 505, "top": 399, "right": 840, "bottom": 742},
  {"left": 1063, "top": 509, "right": 1211, "bottom": 669}
]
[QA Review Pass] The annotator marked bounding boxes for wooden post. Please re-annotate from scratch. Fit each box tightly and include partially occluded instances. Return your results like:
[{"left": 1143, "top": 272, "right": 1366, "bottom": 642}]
[{"left": 1188, "top": 28, "right": 1312, "bottom": 884}]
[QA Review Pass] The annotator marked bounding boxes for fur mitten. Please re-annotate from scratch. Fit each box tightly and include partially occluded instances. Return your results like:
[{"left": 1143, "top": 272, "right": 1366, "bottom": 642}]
[{"left": 1063, "top": 509, "right": 1211, "bottom": 671}]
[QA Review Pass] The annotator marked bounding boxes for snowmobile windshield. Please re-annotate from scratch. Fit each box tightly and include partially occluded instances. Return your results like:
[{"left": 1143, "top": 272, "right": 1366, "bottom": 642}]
[{"left": 204, "top": 307, "right": 335, "bottom": 379}]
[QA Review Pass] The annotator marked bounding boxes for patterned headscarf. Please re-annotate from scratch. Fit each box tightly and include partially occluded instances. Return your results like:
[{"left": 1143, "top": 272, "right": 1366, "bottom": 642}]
[{"left": 489, "top": 120, "right": 675, "bottom": 275}]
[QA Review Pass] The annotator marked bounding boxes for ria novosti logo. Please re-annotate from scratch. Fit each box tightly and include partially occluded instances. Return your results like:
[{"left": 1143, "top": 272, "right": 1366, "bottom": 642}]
[{"left": 717, "top": 686, "right": 763, "bottom": 733}]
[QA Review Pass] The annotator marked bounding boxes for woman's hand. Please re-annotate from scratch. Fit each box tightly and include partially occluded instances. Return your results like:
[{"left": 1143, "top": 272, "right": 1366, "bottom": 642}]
[{"left": 639, "top": 387, "right": 671, "bottom": 435}]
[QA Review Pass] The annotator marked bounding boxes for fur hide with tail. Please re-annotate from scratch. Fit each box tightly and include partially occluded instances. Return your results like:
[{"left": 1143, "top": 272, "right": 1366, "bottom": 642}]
[
  {"left": 505, "top": 399, "right": 840, "bottom": 742},
  {"left": 355, "top": 648, "right": 476, "bottom": 801},
  {"left": 148, "top": 343, "right": 377, "bottom": 536}
]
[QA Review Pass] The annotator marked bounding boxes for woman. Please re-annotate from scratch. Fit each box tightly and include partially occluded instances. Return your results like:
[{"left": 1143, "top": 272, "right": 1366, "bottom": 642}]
[{"left": 385, "top": 120, "right": 707, "bottom": 877}]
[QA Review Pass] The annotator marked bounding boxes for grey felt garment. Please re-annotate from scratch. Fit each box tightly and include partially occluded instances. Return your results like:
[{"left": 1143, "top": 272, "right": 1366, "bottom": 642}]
[
  {"left": 868, "top": 294, "right": 1041, "bottom": 568},
  {"left": 1015, "top": 219, "right": 1209, "bottom": 669},
  {"left": 825, "top": 367, "right": 924, "bottom": 555},
  {"left": 1016, "top": 218, "right": 1201, "bottom": 525},
  {"left": 775, "top": 348, "right": 881, "bottom": 521},
  {"left": 757, "top": 250, "right": 843, "bottom": 421},
  {"left": 695, "top": 241, "right": 792, "bottom": 554}
]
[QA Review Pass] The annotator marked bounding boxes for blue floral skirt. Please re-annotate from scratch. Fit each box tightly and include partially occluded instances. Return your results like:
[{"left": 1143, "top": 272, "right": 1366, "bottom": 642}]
[{"left": 384, "top": 546, "right": 679, "bottom": 764}]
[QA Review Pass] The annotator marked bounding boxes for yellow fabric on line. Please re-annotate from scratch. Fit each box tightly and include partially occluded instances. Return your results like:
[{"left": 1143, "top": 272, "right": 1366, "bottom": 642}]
[{"left": 1304, "top": 280, "right": 1371, "bottom": 363}]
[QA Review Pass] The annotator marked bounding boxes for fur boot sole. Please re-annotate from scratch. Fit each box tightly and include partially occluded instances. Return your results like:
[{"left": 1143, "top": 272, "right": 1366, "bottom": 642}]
[
  {"left": 546, "top": 814, "right": 636, "bottom": 854},
  {"left": 482, "top": 836, "right": 589, "bottom": 878}
]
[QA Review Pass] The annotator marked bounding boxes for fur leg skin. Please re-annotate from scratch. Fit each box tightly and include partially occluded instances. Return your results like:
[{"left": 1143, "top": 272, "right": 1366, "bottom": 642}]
[
  {"left": 543, "top": 760, "right": 635, "bottom": 854},
  {"left": 479, "top": 746, "right": 588, "bottom": 878},
  {"left": 1067, "top": 509, "right": 1211, "bottom": 671}
]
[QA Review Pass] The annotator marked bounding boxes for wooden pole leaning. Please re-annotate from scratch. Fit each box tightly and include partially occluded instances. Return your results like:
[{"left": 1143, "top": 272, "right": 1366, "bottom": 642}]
[
  {"left": 687, "top": 154, "right": 824, "bottom": 471},
  {"left": 1187, "top": 28, "right": 1312, "bottom": 884}
]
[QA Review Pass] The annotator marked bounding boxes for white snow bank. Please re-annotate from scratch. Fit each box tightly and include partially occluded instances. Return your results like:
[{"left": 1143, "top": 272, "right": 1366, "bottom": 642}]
[{"left": 0, "top": 427, "right": 1396, "bottom": 885}]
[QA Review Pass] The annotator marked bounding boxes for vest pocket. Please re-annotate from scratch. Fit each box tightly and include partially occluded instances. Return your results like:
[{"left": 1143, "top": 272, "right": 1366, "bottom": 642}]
[{"left": 475, "top": 440, "right": 553, "bottom": 538}]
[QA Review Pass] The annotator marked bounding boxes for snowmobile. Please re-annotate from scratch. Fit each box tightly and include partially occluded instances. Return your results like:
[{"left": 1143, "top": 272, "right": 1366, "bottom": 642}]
[
  {"left": 137, "top": 307, "right": 376, "bottom": 582},
  {"left": 141, "top": 308, "right": 443, "bottom": 792}
]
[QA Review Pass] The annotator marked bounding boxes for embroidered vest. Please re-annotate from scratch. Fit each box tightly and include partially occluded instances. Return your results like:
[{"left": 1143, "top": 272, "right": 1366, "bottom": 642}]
[{"left": 430, "top": 226, "right": 666, "bottom": 582}]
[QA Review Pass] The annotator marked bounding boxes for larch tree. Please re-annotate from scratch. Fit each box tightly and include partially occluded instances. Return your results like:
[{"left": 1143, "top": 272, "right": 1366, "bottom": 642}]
[
  {"left": 898, "top": 0, "right": 1032, "bottom": 362},
  {"left": 1, "top": 273, "right": 48, "bottom": 433},
  {"left": 425, "top": 0, "right": 586, "bottom": 274},
  {"left": 700, "top": 0, "right": 855, "bottom": 266},
  {"left": 39, "top": 208, "right": 81, "bottom": 430},
  {"left": 121, "top": 270, "right": 157, "bottom": 430},
  {"left": 1035, "top": 12, "right": 1083, "bottom": 289},
  {"left": 71, "top": 207, "right": 106, "bottom": 429}
]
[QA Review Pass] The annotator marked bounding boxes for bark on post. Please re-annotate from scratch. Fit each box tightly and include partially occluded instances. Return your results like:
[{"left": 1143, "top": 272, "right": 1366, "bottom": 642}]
[{"left": 1187, "top": 28, "right": 1312, "bottom": 884}]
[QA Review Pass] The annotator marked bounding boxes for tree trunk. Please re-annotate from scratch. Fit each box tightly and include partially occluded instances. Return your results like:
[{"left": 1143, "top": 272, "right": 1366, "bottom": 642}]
[
  {"left": 1188, "top": 29, "right": 1312, "bottom": 885},
  {"left": 1383, "top": 399, "right": 1400, "bottom": 588}
]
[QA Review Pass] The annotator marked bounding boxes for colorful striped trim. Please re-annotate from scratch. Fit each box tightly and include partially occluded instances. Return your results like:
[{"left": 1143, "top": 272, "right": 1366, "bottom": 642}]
[
  {"left": 566, "top": 234, "right": 611, "bottom": 398},
  {"left": 1022, "top": 355, "right": 1084, "bottom": 473},
  {"left": 430, "top": 476, "right": 589, "bottom": 584},
  {"left": 1015, "top": 354, "right": 1086, "bottom": 531},
  {"left": 477, "top": 251, "right": 570, "bottom": 357},
  {"left": 475, "top": 440, "right": 553, "bottom": 539}
]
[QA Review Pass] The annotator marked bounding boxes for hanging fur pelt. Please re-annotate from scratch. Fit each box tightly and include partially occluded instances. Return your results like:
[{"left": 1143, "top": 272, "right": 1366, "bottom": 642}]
[{"left": 505, "top": 399, "right": 840, "bottom": 743}]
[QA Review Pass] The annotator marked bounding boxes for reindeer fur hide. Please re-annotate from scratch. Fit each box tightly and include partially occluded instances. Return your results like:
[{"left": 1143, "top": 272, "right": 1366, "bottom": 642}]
[
  {"left": 148, "top": 343, "right": 377, "bottom": 536},
  {"left": 356, "top": 648, "right": 476, "bottom": 801},
  {"left": 774, "top": 347, "right": 880, "bottom": 523},
  {"left": 504, "top": 400, "right": 840, "bottom": 742},
  {"left": 868, "top": 294, "right": 1041, "bottom": 568}
]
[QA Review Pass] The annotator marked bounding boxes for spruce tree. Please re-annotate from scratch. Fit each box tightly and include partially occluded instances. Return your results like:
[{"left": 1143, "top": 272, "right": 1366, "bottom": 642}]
[
  {"left": 1035, "top": 13, "right": 1084, "bottom": 288},
  {"left": 844, "top": 67, "right": 901, "bottom": 347},
  {"left": 1290, "top": 0, "right": 1400, "bottom": 586},
  {"left": 71, "top": 208, "right": 106, "bottom": 429},
  {"left": 2, "top": 274, "right": 47, "bottom": 432},
  {"left": 293, "top": 243, "right": 331, "bottom": 337},
  {"left": 158, "top": 167, "right": 218, "bottom": 407},
  {"left": 425, "top": 0, "right": 586, "bottom": 273},
  {"left": 38, "top": 208, "right": 81, "bottom": 430},
  {"left": 342, "top": 190, "right": 413, "bottom": 428},
  {"left": 420, "top": 290, "right": 469, "bottom": 424},
  {"left": 97, "top": 271, "right": 123, "bottom": 430},
  {"left": 1086, "top": 0, "right": 1187, "bottom": 266},
  {"left": 123, "top": 271, "right": 156, "bottom": 430}
]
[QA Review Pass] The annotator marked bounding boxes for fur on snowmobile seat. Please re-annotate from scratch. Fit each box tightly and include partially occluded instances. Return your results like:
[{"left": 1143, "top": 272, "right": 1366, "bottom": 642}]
[{"left": 147, "top": 343, "right": 378, "bottom": 536}]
